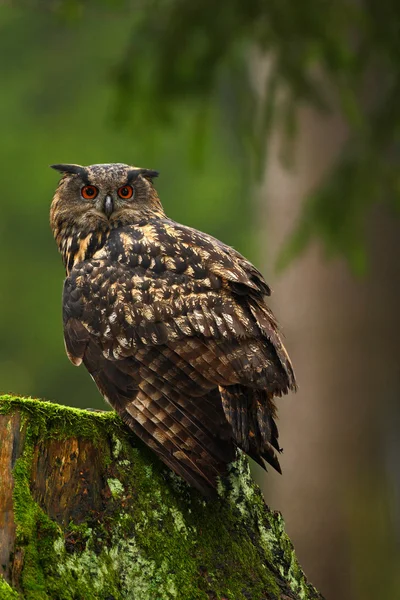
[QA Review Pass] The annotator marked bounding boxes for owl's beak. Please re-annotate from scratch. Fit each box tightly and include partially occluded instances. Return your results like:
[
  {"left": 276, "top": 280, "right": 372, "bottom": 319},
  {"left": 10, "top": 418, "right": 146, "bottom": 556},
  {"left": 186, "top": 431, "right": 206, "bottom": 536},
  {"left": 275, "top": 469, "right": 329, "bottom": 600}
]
[{"left": 103, "top": 195, "right": 114, "bottom": 218}]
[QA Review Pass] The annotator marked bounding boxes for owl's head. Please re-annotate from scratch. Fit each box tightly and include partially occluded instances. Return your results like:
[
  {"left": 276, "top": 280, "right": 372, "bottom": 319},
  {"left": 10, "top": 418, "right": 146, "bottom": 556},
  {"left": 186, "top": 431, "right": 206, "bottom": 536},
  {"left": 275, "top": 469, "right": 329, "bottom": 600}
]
[{"left": 50, "top": 162, "right": 163, "bottom": 272}]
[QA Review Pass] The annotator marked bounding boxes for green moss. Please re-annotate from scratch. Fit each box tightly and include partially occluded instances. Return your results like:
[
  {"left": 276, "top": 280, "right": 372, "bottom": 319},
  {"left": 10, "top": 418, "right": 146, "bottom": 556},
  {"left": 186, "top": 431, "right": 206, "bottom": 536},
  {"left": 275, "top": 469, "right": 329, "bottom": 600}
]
[
  {"left": 1, "top": 395, "right": 322, "bottom": 600},
  {"left": 0, "top": 575, "right": 19, "bottom": 599},
  {"left": 0, "top": 394, "right": 121, "bottom": 442},
  {"left": 107, "top": 477, "right": 125, "bottom": 498}
]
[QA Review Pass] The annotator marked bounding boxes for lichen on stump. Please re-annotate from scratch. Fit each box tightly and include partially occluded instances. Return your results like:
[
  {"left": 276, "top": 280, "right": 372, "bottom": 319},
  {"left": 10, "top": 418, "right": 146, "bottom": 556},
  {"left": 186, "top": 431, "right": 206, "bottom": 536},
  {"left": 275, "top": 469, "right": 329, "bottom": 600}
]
[{"left": 0, "top": 396, "right": 323, "bottom": 600}]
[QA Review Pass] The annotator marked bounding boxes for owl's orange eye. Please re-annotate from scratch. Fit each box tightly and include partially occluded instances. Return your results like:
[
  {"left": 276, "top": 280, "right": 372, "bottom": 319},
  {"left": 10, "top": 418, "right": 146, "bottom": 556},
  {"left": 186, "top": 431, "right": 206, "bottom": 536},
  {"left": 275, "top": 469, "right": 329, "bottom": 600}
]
[
  {"left": 81, "top": 185, "right": 98, "bottom": 199},
  {"left": 117, "top": 185, "right": 134, "bottom": 199}
]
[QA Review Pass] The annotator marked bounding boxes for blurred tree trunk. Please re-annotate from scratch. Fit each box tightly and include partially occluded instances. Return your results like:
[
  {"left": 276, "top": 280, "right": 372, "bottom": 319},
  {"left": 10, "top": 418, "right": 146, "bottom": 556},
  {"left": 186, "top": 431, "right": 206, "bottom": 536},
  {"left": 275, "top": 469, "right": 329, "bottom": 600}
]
[{"left": 256, "top": 80, "right": 400, "bottom": 599}]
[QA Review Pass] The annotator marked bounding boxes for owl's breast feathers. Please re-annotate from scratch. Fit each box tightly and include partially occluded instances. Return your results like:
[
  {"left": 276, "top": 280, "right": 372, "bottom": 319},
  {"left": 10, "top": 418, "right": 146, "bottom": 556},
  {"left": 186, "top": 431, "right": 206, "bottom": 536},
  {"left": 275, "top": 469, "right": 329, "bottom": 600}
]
[{"left": 63, "top": 218, "right": 296, "bottom": 494}]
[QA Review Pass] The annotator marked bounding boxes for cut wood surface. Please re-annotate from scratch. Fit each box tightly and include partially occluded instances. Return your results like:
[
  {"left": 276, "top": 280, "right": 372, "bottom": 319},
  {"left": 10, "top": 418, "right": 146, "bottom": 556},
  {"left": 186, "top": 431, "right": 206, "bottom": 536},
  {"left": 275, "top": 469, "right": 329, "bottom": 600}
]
[{"left": 0, "top": 396, "right": 323, "bottom": 600}]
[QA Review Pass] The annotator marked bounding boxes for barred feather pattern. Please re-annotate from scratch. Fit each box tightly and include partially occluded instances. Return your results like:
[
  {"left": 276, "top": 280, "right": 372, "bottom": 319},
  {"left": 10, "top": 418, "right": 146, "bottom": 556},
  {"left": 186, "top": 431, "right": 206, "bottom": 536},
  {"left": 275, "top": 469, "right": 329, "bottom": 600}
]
[
  {"left": 60, "top": 219, "right": 296, "bottom": 494},
  {"left": 52, "top": 164, "right": 296, "bottom": 495}
]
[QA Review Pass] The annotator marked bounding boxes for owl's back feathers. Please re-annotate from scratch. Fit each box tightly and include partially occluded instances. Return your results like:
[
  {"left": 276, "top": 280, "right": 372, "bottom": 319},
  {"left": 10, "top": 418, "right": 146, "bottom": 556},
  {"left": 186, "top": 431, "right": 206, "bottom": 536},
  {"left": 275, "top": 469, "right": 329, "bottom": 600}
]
[{"left": 62, "top": 215, "right": 296, "bottom": 494}]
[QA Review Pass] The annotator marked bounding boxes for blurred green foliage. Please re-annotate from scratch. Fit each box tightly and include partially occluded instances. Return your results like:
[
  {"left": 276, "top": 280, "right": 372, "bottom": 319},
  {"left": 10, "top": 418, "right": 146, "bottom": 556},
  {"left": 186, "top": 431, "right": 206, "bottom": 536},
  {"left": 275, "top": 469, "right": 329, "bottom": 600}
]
[
  {"left": 0, "top": 6, "right": 251, "bottom": 405},
  {"left": 109, "top": 0, "right": 400, "bottom": 273},
  {"left": 1, "top": 0, "right": 399, "bottom": 399}
]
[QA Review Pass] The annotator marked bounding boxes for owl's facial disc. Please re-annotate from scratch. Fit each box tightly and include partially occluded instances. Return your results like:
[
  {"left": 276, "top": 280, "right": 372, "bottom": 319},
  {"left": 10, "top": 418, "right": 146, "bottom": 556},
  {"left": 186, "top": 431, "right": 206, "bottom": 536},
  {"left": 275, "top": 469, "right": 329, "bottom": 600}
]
[{"left": 51, "top": 163, "right": 165, "bottom": 243}]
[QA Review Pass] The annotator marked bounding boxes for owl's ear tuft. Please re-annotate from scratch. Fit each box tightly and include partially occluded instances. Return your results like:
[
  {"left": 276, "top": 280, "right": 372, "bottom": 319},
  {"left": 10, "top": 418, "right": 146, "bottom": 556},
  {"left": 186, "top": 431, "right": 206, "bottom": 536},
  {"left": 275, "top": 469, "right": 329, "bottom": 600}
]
[
  {"left": 50, "top": 164, "right": 88, "bottom": 178},
  {"left": 128, "top": 168, "right": 159, "bottom": 183},
  {"left": 140, "top": 168, "right": 159, "bottom": 180}
]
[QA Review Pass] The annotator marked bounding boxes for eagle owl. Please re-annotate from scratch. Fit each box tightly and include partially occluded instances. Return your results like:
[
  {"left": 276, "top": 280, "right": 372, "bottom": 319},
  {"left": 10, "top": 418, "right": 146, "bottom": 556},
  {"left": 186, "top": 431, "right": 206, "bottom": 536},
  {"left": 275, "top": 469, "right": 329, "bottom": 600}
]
[{"left": 50, "top": 163, "right": 296, "bottom": 495}]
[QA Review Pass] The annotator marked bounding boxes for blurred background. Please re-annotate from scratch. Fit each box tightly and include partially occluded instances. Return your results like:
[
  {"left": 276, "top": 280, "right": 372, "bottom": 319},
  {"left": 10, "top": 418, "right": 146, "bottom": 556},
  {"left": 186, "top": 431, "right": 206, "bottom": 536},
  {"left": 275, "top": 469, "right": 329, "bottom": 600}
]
[{"left": 1, "top": 2, "right": 399, "bottom": 598}]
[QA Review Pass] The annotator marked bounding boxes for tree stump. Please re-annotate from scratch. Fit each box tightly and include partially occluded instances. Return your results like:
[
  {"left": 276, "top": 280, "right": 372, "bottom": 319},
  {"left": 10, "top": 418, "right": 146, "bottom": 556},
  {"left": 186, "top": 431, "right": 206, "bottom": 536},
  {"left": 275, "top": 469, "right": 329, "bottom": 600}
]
[{"left": 0, "top": 396, "right": 323, "bottom": 600}]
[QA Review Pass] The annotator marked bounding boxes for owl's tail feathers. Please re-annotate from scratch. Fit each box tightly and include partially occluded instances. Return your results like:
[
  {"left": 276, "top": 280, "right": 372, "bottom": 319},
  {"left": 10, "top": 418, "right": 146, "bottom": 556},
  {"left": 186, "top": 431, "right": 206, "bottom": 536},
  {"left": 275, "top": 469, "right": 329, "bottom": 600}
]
[
  {"left": 219, "top": 385, "right": 282, "bottom": 474},
  {"left": 83, "top": 341, "right": 236, "bottom": 496},
  {"left": 119, "top": 401, "right": 236, "bottom": 497}
]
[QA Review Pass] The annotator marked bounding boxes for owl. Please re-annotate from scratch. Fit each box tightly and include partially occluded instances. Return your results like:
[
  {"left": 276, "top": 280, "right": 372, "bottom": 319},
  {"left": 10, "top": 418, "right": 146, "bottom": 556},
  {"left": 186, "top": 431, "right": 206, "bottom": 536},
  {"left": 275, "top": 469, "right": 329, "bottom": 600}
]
[{"left": 50, "top": 163, "right": 296, "bottom": 495}]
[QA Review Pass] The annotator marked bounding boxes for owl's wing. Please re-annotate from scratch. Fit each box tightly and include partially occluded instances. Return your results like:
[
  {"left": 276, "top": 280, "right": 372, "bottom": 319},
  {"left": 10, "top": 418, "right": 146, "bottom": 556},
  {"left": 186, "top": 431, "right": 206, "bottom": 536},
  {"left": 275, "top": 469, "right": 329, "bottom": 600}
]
[
  {"left": 63, "top": 220, "right": 296, "bottom": 493},
  {"left": 64, "top": 313, "right": 237, "bottom": 494}
]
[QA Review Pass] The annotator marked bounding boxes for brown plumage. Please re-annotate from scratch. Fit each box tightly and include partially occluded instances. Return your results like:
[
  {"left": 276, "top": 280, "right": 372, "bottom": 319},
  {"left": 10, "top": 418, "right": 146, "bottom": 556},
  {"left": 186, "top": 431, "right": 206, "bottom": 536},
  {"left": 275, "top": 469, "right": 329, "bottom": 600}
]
[{"left": 50, "top": 162, "right": 296, "bottom": 495}]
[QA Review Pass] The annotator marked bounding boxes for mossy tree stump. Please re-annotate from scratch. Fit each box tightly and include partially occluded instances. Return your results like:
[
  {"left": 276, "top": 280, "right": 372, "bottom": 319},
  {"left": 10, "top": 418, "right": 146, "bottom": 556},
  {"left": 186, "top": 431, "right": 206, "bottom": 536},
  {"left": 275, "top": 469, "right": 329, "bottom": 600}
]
[{"left": 0, "top": 396, "right": 323, "bottom": 600}]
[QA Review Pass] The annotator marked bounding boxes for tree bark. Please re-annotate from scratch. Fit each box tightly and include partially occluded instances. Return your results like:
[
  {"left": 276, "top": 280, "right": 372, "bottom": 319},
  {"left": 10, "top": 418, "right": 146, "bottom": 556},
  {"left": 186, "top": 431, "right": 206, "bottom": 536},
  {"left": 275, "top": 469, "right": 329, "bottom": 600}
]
[{"left": 0, "top": 396, "right": 323, "bottom": 600}]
